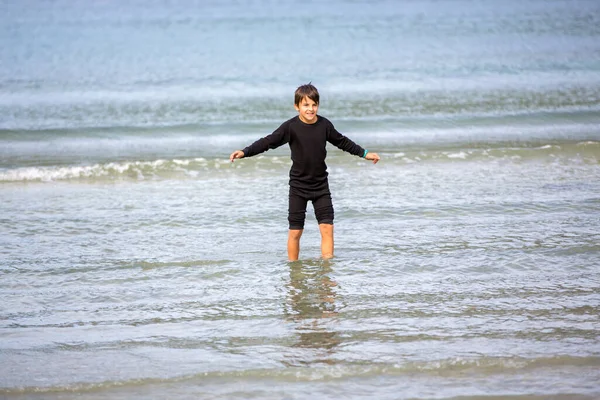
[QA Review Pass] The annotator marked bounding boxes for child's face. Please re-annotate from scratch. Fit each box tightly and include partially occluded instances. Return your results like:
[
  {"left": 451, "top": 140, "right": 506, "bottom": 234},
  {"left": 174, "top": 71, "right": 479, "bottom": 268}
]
[{"left": 295, "top": 96, "right": 319, "bottom": 124}]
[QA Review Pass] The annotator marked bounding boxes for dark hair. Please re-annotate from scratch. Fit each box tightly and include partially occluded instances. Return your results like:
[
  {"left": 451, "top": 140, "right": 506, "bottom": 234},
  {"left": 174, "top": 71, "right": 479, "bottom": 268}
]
[{"left": 294, "top": 82, "right": 319, "bottom": 106}]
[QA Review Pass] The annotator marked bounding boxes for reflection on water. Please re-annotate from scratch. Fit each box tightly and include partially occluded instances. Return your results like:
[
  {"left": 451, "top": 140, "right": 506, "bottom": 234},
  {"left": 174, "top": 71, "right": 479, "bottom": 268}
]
[{"left": 284, "top": 259, "right": 341, "bottom": 364}]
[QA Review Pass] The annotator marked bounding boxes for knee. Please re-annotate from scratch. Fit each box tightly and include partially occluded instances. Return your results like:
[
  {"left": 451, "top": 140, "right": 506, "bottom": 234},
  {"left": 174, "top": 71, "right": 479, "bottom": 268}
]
[
  {"left": 319, "top": 223, "right": 333, "bottom": 237},
  {"left": 288, "top": 229, "right": 303, "bottom": 241}
]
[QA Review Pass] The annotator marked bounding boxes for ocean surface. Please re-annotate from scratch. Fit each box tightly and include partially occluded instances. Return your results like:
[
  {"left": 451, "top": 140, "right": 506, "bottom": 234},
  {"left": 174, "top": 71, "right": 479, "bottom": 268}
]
[{"left": 1, "top": 0, "right": 600, "bottom": 399}]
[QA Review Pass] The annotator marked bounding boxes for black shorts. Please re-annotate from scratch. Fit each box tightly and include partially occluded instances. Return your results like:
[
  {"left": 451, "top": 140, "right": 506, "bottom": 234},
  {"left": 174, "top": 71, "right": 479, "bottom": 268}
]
[{"left": 288, "top": 186, "right": 334, "bottom": 230}]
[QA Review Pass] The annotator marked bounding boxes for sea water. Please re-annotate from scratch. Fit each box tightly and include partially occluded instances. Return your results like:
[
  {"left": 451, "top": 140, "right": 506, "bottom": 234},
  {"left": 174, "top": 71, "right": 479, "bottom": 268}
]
[{"left": 1, "top": 0, "right": 600, "bottom": 399}]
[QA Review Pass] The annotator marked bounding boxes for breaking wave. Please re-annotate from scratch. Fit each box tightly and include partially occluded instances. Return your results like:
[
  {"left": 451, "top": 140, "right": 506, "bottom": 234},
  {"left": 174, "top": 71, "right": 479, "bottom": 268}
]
[{"left": 1, "top": 141, "right": 597, "bottom": 183}]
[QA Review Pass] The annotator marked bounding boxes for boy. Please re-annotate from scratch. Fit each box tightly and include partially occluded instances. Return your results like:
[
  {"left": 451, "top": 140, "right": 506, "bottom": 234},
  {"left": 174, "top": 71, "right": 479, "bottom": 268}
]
[{"left": 229, "top": 83, "right": 380, "bottom": 261}]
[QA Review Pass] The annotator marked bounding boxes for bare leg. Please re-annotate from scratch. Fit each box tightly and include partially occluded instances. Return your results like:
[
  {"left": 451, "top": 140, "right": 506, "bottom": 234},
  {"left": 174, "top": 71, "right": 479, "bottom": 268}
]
[
  {"left": 288, "top": 229, "right": 303, "bottom": 261},
  {"left": 319, "top": 223, "right": 334, "bottom": 259}
]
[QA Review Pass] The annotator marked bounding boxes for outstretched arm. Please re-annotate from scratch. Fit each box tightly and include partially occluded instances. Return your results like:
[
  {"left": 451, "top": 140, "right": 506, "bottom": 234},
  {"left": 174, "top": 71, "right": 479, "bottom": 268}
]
[
  {"left": 229, "top": 122, "right": 290, "bottom": 162},
  {"left": 327, "top": 120, "right": 381, "bottom": 164}
]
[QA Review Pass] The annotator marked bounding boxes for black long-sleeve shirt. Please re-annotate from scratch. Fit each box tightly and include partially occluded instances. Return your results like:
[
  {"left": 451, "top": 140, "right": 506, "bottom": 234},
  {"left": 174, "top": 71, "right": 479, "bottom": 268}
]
[{"left": 242, "top": 115, "right": 365, "bottom": 191}]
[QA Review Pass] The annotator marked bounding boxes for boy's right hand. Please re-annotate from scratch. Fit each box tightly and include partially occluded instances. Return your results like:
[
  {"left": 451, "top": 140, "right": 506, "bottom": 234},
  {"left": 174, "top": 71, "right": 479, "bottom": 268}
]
[{"left": 229, "top": 150, "right": 245, "bottom": 162}]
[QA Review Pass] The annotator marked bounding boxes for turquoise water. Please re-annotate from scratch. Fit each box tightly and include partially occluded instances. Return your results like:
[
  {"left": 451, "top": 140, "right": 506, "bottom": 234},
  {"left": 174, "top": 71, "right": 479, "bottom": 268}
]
[{"left": 1, "top": 0, "right": 600, "bottom": 399}]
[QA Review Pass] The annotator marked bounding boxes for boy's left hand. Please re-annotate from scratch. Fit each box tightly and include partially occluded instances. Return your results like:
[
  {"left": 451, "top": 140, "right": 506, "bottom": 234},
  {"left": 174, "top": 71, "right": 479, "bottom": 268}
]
[{"left": 365, "top": 152, "right": 380, "bottom": 164}]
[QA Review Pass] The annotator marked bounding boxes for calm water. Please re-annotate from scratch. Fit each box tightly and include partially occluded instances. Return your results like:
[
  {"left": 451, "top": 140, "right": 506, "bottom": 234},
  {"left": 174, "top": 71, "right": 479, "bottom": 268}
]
[{"left": 1, "top": 0, "right": 600, "bottom": 399}]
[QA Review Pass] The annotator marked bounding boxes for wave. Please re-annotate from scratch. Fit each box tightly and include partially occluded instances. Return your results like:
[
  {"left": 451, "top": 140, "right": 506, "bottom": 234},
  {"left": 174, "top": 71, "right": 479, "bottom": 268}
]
[
  {"left": 1, "top": 141, "right": 598, "bottom": 183},
  {"left": 0, "top": 158, "right": 233, "bottom": 182},
  {"left": 1, "top": 355, "right": 598, "bottom": 394}
]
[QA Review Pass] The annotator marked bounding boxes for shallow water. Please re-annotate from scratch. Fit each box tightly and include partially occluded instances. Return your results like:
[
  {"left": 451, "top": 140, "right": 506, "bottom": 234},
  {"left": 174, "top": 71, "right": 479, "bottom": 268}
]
[
  {"left": 2, "top": 144, "right": 600, "bottom": 399},
  {"left": 2, "top": 0, "right": 600, "bottom": 398}
]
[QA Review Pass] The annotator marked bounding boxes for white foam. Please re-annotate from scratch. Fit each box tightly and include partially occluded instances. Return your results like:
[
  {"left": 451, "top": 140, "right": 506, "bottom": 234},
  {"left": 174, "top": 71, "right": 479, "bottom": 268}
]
[
  {"left": 0, "top": 158, "right": 213, "bottom": 182},
  {"left": 447, "top": 152, "right": 467, "bottom": 159},
  {"left": 0, "top": 165, "right": 104, "bottom": 182}
]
